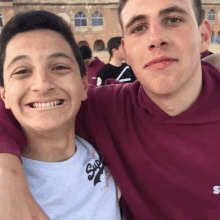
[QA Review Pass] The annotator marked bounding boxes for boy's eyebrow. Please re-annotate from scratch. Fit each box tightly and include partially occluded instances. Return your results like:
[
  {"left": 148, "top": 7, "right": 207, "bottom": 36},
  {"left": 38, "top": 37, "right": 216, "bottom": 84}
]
[
  {"left": 7, "top": 55, "right": 30, "bottom": 70},
  {"left": 124, "top": 6, "right": 188, "bottom": 31},
  {"left": 47, "top": 52, "right": 75, "bottom": 63},
  {"left": 125, "top": 15, "right": 147, "bottom": 31},
  {"left": 7, "top": 52, "right": 75, "bottom": 70}
]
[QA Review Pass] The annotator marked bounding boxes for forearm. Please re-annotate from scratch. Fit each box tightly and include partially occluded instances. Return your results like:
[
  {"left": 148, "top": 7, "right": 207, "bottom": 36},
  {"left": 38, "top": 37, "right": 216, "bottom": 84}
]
[{"left": 0, "top": 154, "right": 50, "bottom": 219}]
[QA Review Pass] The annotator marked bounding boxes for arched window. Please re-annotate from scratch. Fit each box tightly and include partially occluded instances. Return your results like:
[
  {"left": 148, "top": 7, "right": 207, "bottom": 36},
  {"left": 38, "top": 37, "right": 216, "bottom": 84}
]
[
  {"left": 0, "top": 13, "right": 4, "bottom": 27},
  {"left": 75, "top": 12, "right": 87, "bottom": 27},
  {"left": 92, "top": 11, "right": 104, "bottom": 26},
  {"left": 208, "top": 9, "right": 215, "bottom": 21},
  {"left": 78, "top": 41, "right": 89, "bottom": 47},
  {"left": 94, "top": 40, "right": 105, "bottom": 51}
]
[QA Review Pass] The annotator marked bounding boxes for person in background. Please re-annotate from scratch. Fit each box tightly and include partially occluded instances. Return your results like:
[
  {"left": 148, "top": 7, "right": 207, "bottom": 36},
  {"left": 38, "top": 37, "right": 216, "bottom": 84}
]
[
  {"left": 96, "top": 37, "right": 136, "bottom": 86},
  {"left": 79, "top": 45, "right": 105, "bottom": 86}
]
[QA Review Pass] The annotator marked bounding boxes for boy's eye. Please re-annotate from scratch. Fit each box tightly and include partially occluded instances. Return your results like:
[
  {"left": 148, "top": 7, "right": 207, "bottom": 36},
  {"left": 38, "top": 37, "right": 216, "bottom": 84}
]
[
  {"left": 14, "top": 69, "right": 30, "bottom": 74},
  {"left": 132, "top": 25, "right": 146, "bottom": 34},
  {"left": 53, "top": 65, "right": 69, "bottom": 70}
]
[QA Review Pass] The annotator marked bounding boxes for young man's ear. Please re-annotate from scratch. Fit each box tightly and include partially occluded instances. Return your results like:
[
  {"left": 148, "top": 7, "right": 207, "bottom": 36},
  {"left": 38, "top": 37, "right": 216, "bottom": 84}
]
[
  {"left": 121, "top": 38, "right": 125, "bottom": 50},
  {"left": 200, "top": 19, "right": 211, "bottom": 53},
  {"left": 121, "top": 38, "right": 130, "bottom": 65},
  {"left": 0, "top": 86, "right": 10, "bottom": 109}
]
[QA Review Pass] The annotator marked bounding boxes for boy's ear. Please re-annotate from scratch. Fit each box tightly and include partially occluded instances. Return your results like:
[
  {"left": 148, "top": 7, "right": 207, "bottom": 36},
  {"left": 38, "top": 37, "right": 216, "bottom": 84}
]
[
  {"left": 0, "top": 86, "right": 10, "bottom": 109},
  {"left": 200, "top": 20, "right": 211, "bottom": 53},
  {"left": 81, "top": 73, "right": 89, "bottom": 101}
]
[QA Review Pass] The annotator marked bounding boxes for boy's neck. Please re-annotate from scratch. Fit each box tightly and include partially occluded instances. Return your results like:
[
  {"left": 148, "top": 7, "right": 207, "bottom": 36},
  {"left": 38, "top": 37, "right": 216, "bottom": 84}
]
[{"left": 21, "top": 124, "right": 76, "bottom": 162}]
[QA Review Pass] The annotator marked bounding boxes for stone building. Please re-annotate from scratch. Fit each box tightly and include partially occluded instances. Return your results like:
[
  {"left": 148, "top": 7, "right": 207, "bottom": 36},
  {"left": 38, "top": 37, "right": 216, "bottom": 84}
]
[
  {"left": 1, "top": 0, "right": 220, "bottom": 49},
  {"left": 202, "top": 0, "right": 220, "bottom": 43},
  {"left": 0, "top": 0, "right": 123, "bottom": 52},
  {"left": 0, "top": 0, "right": 14, "bottom": 29}
]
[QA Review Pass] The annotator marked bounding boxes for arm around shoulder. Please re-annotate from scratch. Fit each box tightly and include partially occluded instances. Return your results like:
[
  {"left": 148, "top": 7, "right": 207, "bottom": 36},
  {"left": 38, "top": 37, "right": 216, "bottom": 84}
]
[
  {"left": 0, "top": 153, "right": 50, "bottom": 220},
  {"left": 202, "top": 53, "right": 220, "bottom": 72}
]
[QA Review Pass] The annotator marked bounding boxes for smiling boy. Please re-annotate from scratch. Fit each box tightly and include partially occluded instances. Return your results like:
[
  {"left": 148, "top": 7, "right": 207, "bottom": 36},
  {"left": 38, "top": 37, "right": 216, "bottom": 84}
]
[
  {"left": 0, "top": 11, "right": 120, "bottom": 220},
  {"left": 1, "top": 0, "right": 220, "bottom": 220}
]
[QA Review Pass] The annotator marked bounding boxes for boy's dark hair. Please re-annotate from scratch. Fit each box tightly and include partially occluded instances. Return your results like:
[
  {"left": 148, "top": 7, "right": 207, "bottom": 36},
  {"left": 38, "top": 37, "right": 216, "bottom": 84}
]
[
  {"left": 0, "top": 10, "right": 86, "bottom": 86},
  {"left": 107, "top": 37, "right": 123, "bottom": 58},
  {"left": 79, "top": 45, "right": 92, "bottom": 59},
  {"left": 117, "top": 0, "right": 204, "bottom": 31}
]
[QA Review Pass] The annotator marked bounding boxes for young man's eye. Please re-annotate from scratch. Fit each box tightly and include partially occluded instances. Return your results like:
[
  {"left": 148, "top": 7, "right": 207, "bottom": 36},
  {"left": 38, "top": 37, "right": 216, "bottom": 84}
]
[
  {"left": 166, "top": 17, "right": 182, "bottom": 24},
  {"left": 131, "top": 25, "right": 146, "bottom": 34}
]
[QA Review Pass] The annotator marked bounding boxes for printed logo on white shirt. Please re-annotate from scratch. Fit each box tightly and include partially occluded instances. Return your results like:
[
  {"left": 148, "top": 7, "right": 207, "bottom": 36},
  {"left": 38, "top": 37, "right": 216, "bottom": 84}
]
[{"left": 86, "top": 155, "right": 105, "bottom": 186}]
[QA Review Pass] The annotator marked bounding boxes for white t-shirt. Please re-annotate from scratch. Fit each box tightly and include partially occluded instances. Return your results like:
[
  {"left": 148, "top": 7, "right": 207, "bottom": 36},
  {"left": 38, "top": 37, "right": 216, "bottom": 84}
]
[{"left": 22, "top": 135, "right": 121, "bottom": 220}]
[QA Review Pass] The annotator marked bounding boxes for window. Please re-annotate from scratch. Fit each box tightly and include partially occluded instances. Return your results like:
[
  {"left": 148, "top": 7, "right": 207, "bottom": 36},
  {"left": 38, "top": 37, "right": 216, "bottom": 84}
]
[
  {"left": 74, "top": 12, "right": 87, "bottom": 27},
  {"left": 92, "top": 11, "right": 103, "bottom": 26},
  {"left": 208, "top": 9, "right": 215, "bottom": 21},
  {"left": 94, "top": 40, "right": 105, "bottom": 51},
  {"left": 0, "top": 13, "right": 4, "bottom": 27}
]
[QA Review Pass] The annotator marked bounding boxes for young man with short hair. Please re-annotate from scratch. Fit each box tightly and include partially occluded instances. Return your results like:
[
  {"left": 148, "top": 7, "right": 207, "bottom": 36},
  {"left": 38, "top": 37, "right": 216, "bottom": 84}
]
[
  {"left": 1, "top": 0, "right": 220, "bottom": 220},
  {"left": 79, "top": 45, "right": 105, "bottom": 86},
  {"left": 96, "top": 37, "right": 136, "bottom": 86}
]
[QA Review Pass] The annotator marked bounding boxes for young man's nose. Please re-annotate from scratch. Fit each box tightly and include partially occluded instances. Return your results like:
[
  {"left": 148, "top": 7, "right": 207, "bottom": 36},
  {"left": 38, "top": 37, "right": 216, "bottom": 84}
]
[{"left": 147, "top": 24, "right": 169, "bottom": 51}]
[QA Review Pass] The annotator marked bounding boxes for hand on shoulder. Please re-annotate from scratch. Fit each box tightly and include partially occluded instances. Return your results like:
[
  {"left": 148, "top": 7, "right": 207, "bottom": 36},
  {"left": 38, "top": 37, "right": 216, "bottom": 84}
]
[{"left": 202, "top": 53, "right": 220, "bottom": 72}]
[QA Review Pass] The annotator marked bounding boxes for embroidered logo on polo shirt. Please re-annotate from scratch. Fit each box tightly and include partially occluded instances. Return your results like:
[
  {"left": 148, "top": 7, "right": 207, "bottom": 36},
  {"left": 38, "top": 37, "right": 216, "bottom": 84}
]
[
  {"left": 96, "top": 77, "right": 102, "bottom": 87},
  {"left": 86, "top": 155, "right": 105, "bottom": 186},
  {"left": 213, "top": 186, "right": 220, "bottom": 194}
]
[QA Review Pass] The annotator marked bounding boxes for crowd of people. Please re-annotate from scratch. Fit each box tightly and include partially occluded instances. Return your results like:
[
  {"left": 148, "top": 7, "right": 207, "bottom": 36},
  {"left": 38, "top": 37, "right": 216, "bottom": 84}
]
[
  {"left": 0, "top": 0, "right": 220, "bottom": 219},
  {"left": 79, "top": 37, "right": 136, "bottom": 87}
]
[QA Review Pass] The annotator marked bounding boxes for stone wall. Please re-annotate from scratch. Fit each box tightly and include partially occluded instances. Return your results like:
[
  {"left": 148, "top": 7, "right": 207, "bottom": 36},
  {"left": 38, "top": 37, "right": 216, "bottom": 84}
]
[
  {"left": 12, "top": 0, "right": 122, "bottom": 51},
  {"left": 203, "top": 3, "right": 220, "bottom": 36},
  {"left": 0, "top": 1, "right": 13, "bottom": 32}
]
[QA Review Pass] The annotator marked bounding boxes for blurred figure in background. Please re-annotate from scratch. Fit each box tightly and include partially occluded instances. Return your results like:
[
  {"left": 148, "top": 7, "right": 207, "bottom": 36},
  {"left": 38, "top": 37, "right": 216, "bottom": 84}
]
[
  {"left": 79, "top": 45, "right": 105, "bottom": 86},
  {"left": 96, "top": 37, "right": 136, "bottom": 87}
]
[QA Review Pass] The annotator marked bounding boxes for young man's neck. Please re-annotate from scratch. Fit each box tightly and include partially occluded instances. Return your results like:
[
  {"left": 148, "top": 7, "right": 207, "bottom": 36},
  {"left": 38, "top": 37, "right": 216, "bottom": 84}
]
[
  {"left": 21, "top": 123, "right": 76, "bottom": 162},
  {"left": 144, "top": 66, "right": 203, "bottom": 117},
  {"left": 109, "top": 57, "right": 123, "bottom": 67}
]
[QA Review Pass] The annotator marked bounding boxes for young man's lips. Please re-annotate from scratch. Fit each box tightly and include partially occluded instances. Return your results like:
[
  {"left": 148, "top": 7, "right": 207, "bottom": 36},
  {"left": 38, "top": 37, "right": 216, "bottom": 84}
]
[
  {"left": 145, "top": 57, "right": 177, "bottom": 71},
  {"left": 145, "top": 57, "right": 177, "bottom": 68}
]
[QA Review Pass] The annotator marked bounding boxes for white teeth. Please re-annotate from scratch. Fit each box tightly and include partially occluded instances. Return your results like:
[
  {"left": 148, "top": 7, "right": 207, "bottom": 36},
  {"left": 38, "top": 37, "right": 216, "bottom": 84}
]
[{"left": 31, "top": 100, "right": 63, "bottom": 108}]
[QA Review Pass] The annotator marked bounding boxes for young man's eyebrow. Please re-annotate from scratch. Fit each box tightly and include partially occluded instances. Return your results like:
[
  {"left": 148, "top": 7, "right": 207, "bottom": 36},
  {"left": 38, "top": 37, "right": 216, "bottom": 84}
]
[
  {"left": 159, "top": 6, "right": 188, "bottom": 16},
  {"left": 124, "top": 6, "right": 187, "bottom": 31},
  {"left": 125, "top": 15, "right": 147, "bottom": 31},
  {"left": 47, "top": 52, "right": 75, "bottom": 63},
  {"left": 7, "top": 55, "right": 30, "bottom": 70}
]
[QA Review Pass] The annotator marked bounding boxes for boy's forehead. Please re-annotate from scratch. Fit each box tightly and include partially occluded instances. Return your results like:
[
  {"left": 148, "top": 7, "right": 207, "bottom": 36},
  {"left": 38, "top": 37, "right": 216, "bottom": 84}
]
[
  {"left": 4, "top": 30, "right": 77, "bottom": 70},
  {"left": 121, "top": 0, "right": 193, "bottom": 27}
]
